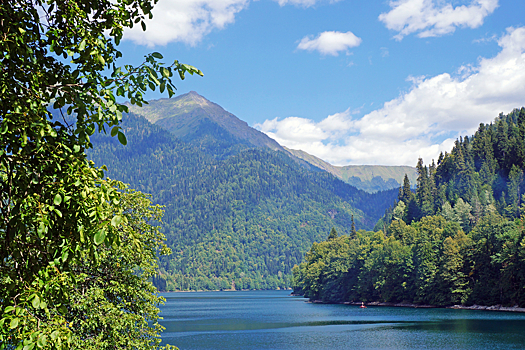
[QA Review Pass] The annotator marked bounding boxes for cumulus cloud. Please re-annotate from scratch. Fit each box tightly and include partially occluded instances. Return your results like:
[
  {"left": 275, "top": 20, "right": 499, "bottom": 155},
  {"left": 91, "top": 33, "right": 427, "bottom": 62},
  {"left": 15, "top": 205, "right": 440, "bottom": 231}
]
[
  {"left": 379, "top": 0, "right": 499, "bottom": 40},
  {"left": 123, "top": 0, "right": 249, "bottom": 46},
  {"left": 297, "top": 31, "right": 362, "bottom": 56},
  {"left": 256, "top": 27, "right": 525, "bottom": 166},
  {"left": 123, "top": 0, "right": 345, "bottom": 46}
]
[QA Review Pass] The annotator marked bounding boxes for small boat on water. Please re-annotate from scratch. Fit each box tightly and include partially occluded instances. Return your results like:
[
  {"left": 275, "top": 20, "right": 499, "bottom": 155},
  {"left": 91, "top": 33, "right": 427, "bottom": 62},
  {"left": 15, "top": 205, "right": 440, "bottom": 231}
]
[{"left": 360, "top": 302, "right": 366, "bottom": 308}]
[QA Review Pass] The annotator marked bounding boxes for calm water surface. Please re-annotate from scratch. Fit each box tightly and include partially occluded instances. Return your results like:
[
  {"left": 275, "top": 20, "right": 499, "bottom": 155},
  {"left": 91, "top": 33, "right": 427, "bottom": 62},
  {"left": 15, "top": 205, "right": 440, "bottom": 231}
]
[{"left": 159, "top": 290, "right": 525, "bottom": 350}]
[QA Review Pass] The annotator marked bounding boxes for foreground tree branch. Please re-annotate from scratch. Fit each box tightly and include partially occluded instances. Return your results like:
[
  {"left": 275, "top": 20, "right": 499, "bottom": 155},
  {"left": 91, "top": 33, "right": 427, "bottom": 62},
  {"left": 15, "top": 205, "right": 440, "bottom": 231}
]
[{"left": 0, "top": 0, "right": 201, "bottom": 348}]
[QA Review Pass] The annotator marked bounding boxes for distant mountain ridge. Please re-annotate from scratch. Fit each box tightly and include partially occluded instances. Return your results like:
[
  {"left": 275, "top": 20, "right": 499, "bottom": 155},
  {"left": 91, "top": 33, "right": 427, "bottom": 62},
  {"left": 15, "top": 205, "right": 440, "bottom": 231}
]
[
  {"left": 128, "top": 91, "right": 416, "bottom": 192},
  {"left": 284, "top": 147, "right": 417, "bottom": 193},
  {"left": 126, "top": 91, "right": 283, "bottom": 158}
]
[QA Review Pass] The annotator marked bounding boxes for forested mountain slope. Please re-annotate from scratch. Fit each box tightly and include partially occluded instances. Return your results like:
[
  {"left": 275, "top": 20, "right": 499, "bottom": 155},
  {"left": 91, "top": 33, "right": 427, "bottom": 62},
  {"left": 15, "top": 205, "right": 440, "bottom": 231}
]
[
  {"left": 284, "top": 147, "right": 417, "bottom": 193},
  {"left": 89, "top": 112, "right": 397, "bottom": 291},
  {"left": 294, "top": 108, "right": 525, "bottom": 307},
  {"left": 126, "top": 91, "right": 283, "bottom": 160}
]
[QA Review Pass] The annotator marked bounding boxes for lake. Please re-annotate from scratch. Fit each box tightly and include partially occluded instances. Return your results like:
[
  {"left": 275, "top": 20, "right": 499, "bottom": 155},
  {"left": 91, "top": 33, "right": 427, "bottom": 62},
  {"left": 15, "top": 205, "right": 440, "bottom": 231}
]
[{"left": 159, "top": 290, "right": 525, "bottom": 350}]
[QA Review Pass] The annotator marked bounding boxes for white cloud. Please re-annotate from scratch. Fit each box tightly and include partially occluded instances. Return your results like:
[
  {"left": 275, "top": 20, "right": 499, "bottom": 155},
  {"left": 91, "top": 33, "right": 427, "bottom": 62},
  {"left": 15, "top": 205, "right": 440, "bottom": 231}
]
[
  {"left": 379, "top": 0, "right": 499, "bottom": 40},
  {"left": 123, "top": 0, "right": 344, "bottom": 46},
  {"left": 297, "top": 31, "right": 362, "bottom": 56},
  {"left": 256, "top": 27, "right": 525, "bottom": 166},
  {"left": 123, "top": 0, "right": 249, "bottom": 46},
  {"left": 276, "top": 0, "right": 341, "bottom": 7}
]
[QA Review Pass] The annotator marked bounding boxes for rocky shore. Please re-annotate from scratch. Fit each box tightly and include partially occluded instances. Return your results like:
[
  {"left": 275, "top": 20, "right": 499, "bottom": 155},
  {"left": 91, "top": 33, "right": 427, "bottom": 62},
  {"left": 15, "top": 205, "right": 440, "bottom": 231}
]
[
  {"left": 447, "top": 304, "right": 525, "bottom": 313},
  {"left": 310, "top": 300, "right": 437, "bottom": 308},
  {"left": 306, "top": 299, "right": 525, "bottom": 313}
]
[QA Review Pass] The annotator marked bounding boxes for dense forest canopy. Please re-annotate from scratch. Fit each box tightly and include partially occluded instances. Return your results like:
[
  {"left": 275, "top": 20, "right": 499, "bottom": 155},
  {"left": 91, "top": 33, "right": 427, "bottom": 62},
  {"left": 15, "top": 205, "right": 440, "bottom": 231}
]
[
  {"left": 89, "top": 112, "right": 398, "bottom": 291},
  {"left": 294, "top": 108, "right": 525, "bottom": 307}
]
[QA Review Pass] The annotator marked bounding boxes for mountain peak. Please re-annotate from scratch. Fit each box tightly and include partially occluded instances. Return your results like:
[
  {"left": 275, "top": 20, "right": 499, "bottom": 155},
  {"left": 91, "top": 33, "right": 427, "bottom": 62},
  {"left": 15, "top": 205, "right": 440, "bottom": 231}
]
[
  {"left": 183, "top": 91, "right": 211, "bottom": 108},
  {"left": 126, "top": 91, "right": 284, "bottom": 154}
]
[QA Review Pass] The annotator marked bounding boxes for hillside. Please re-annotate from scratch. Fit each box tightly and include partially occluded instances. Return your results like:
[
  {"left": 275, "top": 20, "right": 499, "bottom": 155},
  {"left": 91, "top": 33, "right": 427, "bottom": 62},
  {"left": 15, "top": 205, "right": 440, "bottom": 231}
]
[
  {"left": 126, "top": 91, "right": 283, "bottom": 159},
  {"left": 293, "top": 107, "right": 525, "bottom": 308},
  {"left": 284, "top": 147, "right": 417, "bottom": 192},
  {"left": 88, "top": 110, "right": 398, "bottom": 291}
]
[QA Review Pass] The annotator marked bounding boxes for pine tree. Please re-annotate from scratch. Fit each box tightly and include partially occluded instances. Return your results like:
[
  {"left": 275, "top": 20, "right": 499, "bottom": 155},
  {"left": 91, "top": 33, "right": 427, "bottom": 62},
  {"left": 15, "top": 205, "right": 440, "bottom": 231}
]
[
  {"left": 327, "top": 227, "right": 338, "bottom": 240},
  {"left": 416, "top": 158, "right": 434, "bottom": 217},
  {"left": 350, "top": 215, "right": 357, "bottom": 238},
  {"left": 399, "top": 174, "right": 414, "bottom": 204}
]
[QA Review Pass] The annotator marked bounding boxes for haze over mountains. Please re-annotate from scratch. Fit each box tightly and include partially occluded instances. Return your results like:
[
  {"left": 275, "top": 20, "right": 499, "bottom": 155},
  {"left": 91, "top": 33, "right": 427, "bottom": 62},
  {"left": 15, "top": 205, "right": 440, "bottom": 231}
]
[
  {"left": 89, "top": 92, "right": 406, "bottom": 290},
  {"left": 128, "top": 91, "right": 416, "bottom": 192},
  {"left": 284, "top": 147, "right": 417, "bottom": 193}
]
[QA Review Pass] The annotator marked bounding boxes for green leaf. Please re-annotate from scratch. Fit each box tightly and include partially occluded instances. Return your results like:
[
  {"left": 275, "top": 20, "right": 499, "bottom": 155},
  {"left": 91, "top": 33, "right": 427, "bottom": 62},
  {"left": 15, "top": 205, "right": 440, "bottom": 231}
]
[
  {"left": 37, "top": 222, "right": 45, "bottom": 238},
  {"left": 141, "top": 21, "right": 146, "bottom": 31},
  {"left": 32, "top": 295, "right": 40, "bottom": 309},
  {"left": 94, "top": 229, "right": 106, "bottom": 245},
  {"left": 111, "top": 126, "right": 119, "bottom": 137},
  {"left": 54, "top": 194, "right": 62, "bottom": 205},
  {"left": 23, "top": 343, "right": 35, "bottom": 350},
  {"left": 10, "top": 317, "right": 19, "bottom": 329},
  {"left": 4, "top": 306, "right": 15, "bottom": 314},
  {"left": 36, "top": 334, "right": 47, "bottom": 348},
  {"left": 61, "top": 248, "right": 69, "bottom": 262},
  {"left": 97, "top": 54, "right": 105, "bottom": 65},
  {"left": 152, "top": 52, "right": 163, "bottom": 59},
  {"left": 78, "top": 39, "right": 86, "bottom": 51},
  {"left": 111, "top": 215, "right": 122, "bottom": 227},
  {"left": 117, "top": 131, "right": 127, "bottom": 145}
]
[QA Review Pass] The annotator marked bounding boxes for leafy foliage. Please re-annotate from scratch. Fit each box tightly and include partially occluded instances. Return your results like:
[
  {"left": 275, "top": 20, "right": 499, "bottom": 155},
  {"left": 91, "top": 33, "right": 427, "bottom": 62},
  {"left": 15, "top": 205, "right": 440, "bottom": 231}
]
[
  {"left": 1, "top": 0, "right": 199, "bottom": 348},
  {"left": 294, "top": 108, "right": 525, "bottom": 307},
  {"left": 294, "top": 213, "right": 525, "bottom": 307}
]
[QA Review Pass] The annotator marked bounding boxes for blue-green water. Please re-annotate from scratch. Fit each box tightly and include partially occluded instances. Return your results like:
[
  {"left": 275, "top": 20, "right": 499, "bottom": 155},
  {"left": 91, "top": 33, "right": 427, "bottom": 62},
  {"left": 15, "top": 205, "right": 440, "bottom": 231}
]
[{"left": 159, "top": 290, "right": 525, "bottom": 350}]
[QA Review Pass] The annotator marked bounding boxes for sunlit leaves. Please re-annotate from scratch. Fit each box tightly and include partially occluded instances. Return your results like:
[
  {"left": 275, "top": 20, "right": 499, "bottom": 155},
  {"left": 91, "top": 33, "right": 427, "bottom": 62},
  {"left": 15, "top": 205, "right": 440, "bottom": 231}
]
[{"left": 1, "top": 0, "right": 198, "bottom": 347}]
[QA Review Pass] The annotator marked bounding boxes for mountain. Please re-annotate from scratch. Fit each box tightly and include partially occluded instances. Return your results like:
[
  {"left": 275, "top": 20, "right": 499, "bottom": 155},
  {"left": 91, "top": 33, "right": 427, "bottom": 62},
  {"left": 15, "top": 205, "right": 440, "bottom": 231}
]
[
  {"left": 284, "top": 147, "right": 417, "bottom": 193},
  {"left": 126, "top": 91, "right": 283, "bottom": 159},
  {"left": 88, "top": 94, "right": 399, "bottom": 292}
]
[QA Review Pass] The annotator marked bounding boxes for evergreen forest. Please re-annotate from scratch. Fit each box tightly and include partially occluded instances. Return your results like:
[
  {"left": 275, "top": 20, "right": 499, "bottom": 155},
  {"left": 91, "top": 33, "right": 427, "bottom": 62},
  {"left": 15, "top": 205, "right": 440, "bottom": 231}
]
[
  {"left": 88, "top": 112, "right": 398, "bottom": 291},
  {"left": 293, "top": 108, "right": 525, "bottom": 307}
]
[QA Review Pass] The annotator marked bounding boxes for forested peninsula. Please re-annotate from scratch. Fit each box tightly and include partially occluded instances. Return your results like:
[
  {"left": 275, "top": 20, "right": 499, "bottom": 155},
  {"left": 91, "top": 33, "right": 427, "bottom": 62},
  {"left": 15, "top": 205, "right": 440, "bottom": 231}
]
[{"left": 293, "top": 108, "right": 525, "bottom": 308}]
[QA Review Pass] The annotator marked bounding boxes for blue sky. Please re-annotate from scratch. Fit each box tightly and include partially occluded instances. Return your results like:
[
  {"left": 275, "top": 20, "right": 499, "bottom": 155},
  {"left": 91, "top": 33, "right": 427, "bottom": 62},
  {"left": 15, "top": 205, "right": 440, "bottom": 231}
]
[{"left": 118, "top": 0, "right": 525, "bottom": 166}]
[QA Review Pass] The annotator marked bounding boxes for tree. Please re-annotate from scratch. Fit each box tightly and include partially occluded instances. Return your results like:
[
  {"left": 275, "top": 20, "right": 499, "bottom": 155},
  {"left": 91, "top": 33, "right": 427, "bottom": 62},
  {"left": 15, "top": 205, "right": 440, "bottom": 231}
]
[
  {"left": 350, "top": 215, "right": 357, "bottom": 238},
  {"left": 1, "top": 0, "right": 201, "bottom": 348},
  {"left": 399, "top": 174, "right": 413, "bottom": 204},
  {"left": 63, "top": 186, "right": 174, "bottom": 349},
  {"left": 327, "top": 227, "right": 338, "bottom": 240},
  {"left": 416, "top": 158, "right": 434, "bottom": 217}
]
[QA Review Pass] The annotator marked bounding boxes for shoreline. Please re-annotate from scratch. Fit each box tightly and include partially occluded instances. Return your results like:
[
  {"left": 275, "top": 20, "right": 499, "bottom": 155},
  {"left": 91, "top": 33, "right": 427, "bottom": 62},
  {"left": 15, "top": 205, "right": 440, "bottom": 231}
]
[
  {"left": 160, "top": 288, "right": 293, "bottom": 293},
  {"left": 307, "top": 299, "right": 525, "bottom": 313}
]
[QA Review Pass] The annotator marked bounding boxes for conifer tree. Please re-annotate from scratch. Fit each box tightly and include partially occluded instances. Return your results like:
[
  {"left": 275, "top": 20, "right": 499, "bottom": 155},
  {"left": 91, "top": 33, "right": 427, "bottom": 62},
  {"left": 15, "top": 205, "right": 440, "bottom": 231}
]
[
  {"left": 327, "top": 227, "right": 338, "bottom": 240},
  {"left": 350, "top": 215, "right": 357, "bottom": 238}
]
